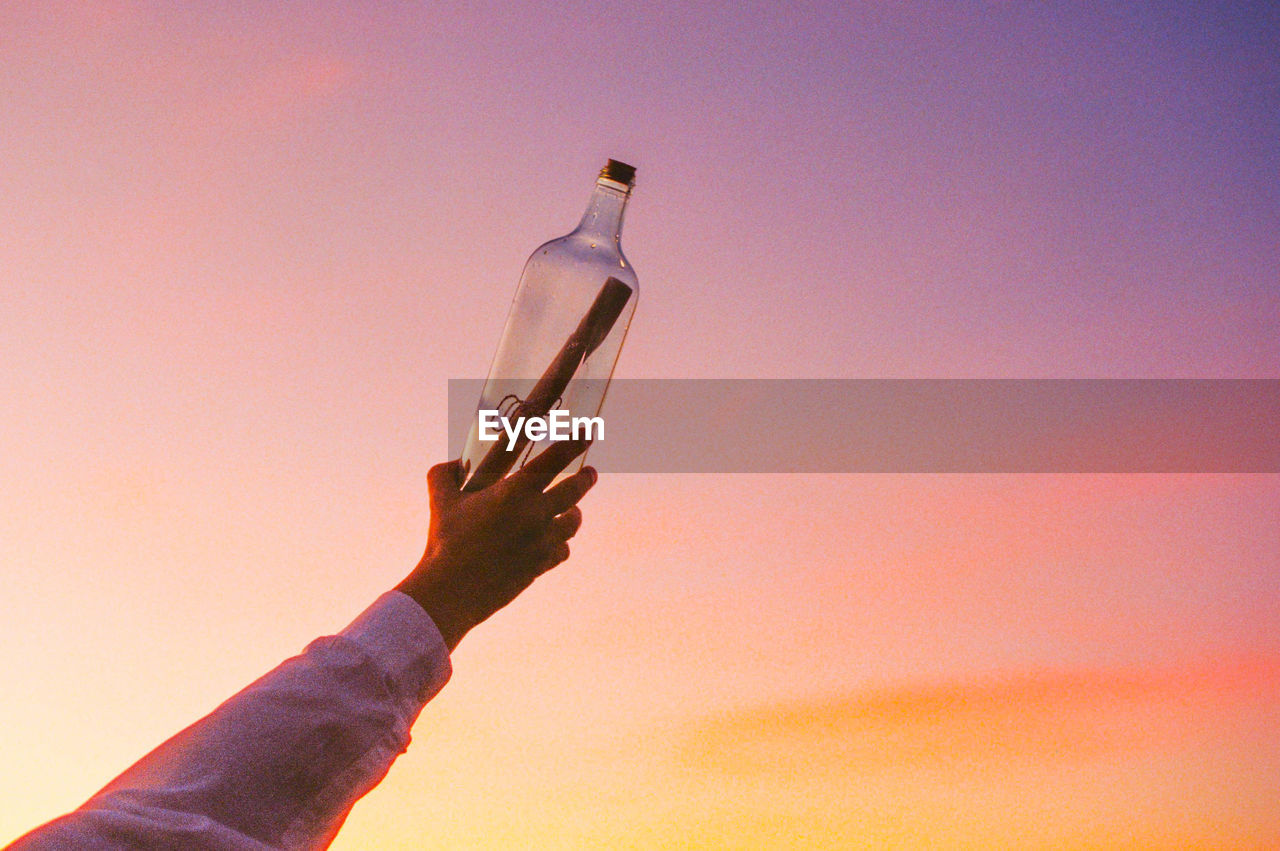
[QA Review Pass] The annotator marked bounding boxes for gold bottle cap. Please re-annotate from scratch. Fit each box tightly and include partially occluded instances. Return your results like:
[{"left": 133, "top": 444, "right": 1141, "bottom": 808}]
[{"left": 599, "top": 158, "right": 636, "bottom": 187}]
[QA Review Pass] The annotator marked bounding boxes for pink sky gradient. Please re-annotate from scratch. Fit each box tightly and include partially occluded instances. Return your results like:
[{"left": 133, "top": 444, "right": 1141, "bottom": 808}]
[{"left": 2, "top": 2, "right": 1277, "bottom": 847}]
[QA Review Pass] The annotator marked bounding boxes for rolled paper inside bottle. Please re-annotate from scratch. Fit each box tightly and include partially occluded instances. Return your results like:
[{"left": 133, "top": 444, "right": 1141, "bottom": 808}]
[{"left": 463, "top": 276, "right": 633, "bottom": 491}]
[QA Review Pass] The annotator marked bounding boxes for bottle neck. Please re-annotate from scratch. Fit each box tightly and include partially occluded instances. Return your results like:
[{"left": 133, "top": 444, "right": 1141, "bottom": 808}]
[{"left": 573, "top": 178, "right": 630, "bottom": 242}]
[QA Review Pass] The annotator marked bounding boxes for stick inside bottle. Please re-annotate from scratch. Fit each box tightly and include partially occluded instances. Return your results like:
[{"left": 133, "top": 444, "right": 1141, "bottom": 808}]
[{"left": 463, "top": 276, "right": 633, "bottom": 491}]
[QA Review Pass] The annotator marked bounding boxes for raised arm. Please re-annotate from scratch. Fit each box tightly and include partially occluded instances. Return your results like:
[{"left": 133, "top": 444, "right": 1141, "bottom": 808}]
[{"left": 8, "top": 440, "right": 595, "bottom": 850}]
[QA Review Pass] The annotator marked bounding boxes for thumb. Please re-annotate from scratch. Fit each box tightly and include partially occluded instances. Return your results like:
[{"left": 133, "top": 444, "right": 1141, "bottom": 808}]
[{"left": 427, "top": 459, "right": 465, "bottom": 505}]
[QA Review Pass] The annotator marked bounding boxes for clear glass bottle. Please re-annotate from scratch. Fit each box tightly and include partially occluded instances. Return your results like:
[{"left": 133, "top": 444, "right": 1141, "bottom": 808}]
[{"left": 460, "top": 159, "right": 639, "bottom": 491}]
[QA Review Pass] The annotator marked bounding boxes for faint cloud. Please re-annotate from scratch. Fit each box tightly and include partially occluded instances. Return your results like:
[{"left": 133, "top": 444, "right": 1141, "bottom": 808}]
[
  {"left": 679, "top": 654, "right": 1280, "bottom": 776},
  {"left": 664, "top": 655, "right": 1280, "bottom": 844}
]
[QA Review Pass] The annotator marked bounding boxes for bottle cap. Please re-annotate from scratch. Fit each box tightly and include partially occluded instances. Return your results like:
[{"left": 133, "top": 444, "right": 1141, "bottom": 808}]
[{"left": 599, "top": 159, "right": 637, "bottom": 187}]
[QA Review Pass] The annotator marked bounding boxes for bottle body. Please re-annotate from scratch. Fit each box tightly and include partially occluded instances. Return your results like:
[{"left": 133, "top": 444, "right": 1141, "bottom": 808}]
[{"left": 460, "top": 162, "right": 638, "bottom": 490}]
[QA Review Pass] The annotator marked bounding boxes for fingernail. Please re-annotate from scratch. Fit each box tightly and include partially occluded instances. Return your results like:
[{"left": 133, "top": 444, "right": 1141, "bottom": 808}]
[{"left": 586, "top": 467, "right": 598, "bottom": 485}]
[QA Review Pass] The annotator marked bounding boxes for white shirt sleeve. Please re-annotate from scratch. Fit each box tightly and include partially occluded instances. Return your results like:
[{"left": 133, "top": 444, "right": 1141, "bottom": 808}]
[{"left": 7, "top": 591, "right": 452, "bottom": 851}]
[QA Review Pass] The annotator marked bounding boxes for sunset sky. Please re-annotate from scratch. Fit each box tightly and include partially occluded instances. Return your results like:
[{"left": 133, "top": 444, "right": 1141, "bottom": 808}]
[{"left": 2, "top": 2, "right": 1278, "bottom": 848}]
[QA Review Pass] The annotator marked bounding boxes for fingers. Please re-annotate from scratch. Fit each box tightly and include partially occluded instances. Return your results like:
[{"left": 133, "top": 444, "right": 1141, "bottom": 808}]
[
  {"left": 427, "top": 460, "right": 463, "bottom": 504},
  {"left": 511, "top": 438, "right": 591, "bottom": 493},
  {"left": 543, "top": 466, "right": 596, "bottom": 517},
  {"left": 534, "top": 507, "right": 582, "bottom": 576},
  {"left": 549, "top": 505, "right": 583, "bottom": 540},
  {"left": 539, "top": 540, "right": 571, "bottom": 574},
  {"left": 550, "top": 541, "right": 570, "bottom": 565}
]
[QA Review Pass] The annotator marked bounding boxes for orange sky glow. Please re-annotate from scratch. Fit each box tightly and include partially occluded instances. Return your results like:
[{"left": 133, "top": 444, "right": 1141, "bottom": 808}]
[{"left": 2, "top": 2, "right": 1278, "bottom": 848}]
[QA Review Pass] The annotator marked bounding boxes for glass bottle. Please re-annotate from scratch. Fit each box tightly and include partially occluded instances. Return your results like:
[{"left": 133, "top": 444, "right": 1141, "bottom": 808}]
[{"left": 460, "top": 159, "right": 639, "bottom": 491}]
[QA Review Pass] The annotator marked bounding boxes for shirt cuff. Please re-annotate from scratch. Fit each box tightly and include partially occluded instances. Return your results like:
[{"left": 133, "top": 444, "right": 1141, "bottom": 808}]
[{"left": 338, "top": 590, "right": 453, "bottom": 717}]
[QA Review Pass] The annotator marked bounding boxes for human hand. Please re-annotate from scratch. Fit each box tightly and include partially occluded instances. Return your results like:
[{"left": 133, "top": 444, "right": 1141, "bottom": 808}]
[{"left": 396, "top": 439, "right": 596, "bottom": 651}]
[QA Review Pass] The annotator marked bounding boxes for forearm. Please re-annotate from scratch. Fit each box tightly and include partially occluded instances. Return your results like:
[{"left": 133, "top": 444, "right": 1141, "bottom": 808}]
[
  {"left": 396, "top": 554, "right": 481, "bottom": 652},
  {"left": 8, "top": 591, "right": 451, "bottom": 851}
]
